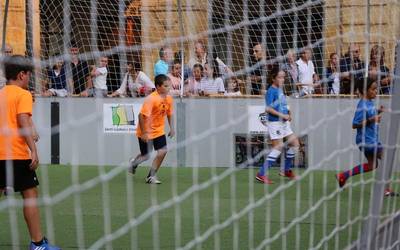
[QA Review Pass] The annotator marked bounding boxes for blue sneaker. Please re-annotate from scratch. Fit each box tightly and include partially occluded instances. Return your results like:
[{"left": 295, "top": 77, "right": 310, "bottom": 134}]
[{"left": 29, "top": 237, "right": 61, "bottom": 250}]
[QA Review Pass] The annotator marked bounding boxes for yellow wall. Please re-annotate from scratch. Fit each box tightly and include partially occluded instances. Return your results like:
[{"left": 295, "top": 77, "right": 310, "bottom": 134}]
[
  {"left": 140, "top": 0, "right": 208, "bottom": 79},
  {"left": 0, "top": 0, "right": 40, "bottom": 56},
  {"left": 324, "top": 0, "right": 400, "bottom": 68}
]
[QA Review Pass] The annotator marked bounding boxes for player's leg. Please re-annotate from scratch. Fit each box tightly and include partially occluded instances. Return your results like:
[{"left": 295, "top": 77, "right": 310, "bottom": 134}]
[
  {"left": 21, "top": 187, "right": 43, "bottom": 242},
  {"left": 24, "top": 187, "right": 61, "bottom": 249},
  {"left": 128, "top": 137, "right": 150, "bottom": 174},
  {"left": 256, "top": 138, "right": 283, "bottom": 184},
  {"left": 336, "top": 145, "right": 381, "bottom": 188},
  {"left": 280, "top": 133, "right": 299, "bottom": 179},
  {"left": 146, "top": 135, "right": 167, "bottom": 184}
]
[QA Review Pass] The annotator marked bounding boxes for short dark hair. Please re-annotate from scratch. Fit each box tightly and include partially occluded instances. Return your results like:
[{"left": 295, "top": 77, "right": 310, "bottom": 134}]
[
  {"left": 193, "top": 63, "right": 203, "bottom": 71},
  {"left": 356, "top": 77, "right": 376, "bottom": 94},
  {"left": 3, "top": 55, "right": 33, "bottom": 81},
  {"left": 154, "top": 74, "right": 170, "bottom": 87},
  {"left": 270, "top": 63, "right": 283, "bottom": 79}
]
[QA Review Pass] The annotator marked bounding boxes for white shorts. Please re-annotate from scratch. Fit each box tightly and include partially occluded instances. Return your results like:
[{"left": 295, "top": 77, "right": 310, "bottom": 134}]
[
  {"left": 48, "top": 88, "right": 68, "bottom": 97},
  {"left": 267, "top": 121, "right": 293, "bottom": 140}
]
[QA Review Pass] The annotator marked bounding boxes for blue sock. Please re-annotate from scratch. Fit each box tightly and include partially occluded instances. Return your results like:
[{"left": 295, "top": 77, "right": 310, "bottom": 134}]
[
  {"left": 259, "top": 149, "right": 281, "bottom": 176},
  {"left": 284, "top": 157, "right": 293, "bottom": 171},
  {"left": 259, "top": 160, "right": 274, "bottom": 176},
  {"left": 284, "top": 147, "right": 296, "bottom": 171}
]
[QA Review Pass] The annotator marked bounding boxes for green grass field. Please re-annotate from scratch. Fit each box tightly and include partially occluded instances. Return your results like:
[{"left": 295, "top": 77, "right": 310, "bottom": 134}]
[{"left": 0, "top": 165, "right": 399, "bottom": 249}]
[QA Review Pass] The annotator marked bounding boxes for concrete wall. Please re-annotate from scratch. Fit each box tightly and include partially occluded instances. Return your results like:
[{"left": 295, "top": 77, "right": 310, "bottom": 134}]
[{"left": 32, "top": 97, "right": 400, "bottom": 170}]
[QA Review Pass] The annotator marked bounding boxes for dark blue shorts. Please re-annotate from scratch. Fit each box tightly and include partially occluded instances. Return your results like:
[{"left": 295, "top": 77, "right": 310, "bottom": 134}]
[{"left": 359, "top": 143, "right": 383, "bottom": 158}]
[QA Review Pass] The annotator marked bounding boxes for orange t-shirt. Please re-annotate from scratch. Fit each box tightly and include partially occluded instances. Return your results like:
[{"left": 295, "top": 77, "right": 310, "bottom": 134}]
[
  {"left": 136, "top": 91, "right": 173, "bottom": 139},
  {"left": 0, "top": 85, "right": 33, "bottom": 160}
]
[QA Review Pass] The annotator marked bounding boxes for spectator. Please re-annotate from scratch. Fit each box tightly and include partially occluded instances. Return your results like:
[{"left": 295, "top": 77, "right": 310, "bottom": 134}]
[
  {"left": 325, "top": 52, "right": 340, "bottom": 95},
  {"left": 248, "top": 43, "right": 268, "bottom": 95},
  {"left": 296, "top": 47, "right": 320, "bottom": 96},
  {"left": 68, "top": 45, "right": 91, "bottom": 95},
  {"left": 199, "top": 60, "right": 225, "bottom": 96},
  {"left": 109, "top": 63, "right": 154, "bottom": 97},
  {"left": 0, "top": 44, "right": 13, "bottom": 88},
  {"left": 188, "top": 41, "right": 207, "bottom": 69},
  {"left": 154, "top": 47, "right": 173, "bottom": 77},
  {"left": 42, "top": 58, "right": 68, "bottom": 97},
  {"left": 340, "top": 44, "right": 365, "bottom": 94},
  {"left": 86, "top": 56, "right": 108, "bottom": 98},
  {"left": 281, "top": 49, "right": 299, "bottom": 95},
  {"left": 174, "top": 50, "right": 190, "bottom": 80},
  {"left": 225, "top": 77, "right": 243, "bottom": 96},
  {"left": 184, "top": 63, "right": 203, "bottom": 96},
  {"left": 167, "top": 60, "right": 182, "bottom": 96},
  {"left": 369, "top": 45, "right": 391, "bottom": 94}
]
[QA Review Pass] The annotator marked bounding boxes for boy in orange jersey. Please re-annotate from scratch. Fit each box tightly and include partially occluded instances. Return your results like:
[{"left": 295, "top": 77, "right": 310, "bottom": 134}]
[
  {"left": 0, "top": 55, "right": 60, "bottom": 249},
  {"left": 128, "top": 74, "right": 175, "bottom": 184}
]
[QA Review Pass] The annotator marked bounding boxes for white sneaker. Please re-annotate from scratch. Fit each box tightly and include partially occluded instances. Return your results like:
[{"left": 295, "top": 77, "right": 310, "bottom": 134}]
[{"left": 146, "top": 176, "right": 162, "bottom": 184}]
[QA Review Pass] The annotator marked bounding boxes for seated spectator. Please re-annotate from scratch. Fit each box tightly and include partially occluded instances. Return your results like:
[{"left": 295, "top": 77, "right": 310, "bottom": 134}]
[
  {"left": 281, "top": 49, "right": 299, "bottom": 96},
  {"left": 109, "top": 63, "right": 155, "bottom": 97},
  {"left": 199, "top": 60, "right": 225, "bottom": 96},
  {"left": 325, "top": 52, "right": 340, "bottom": 95},
  {"left": 68, "top": 45, "right": 91, "bottom": 95},
  {"left": 369, "top": 45, "right": 391, "bottom": 94},
  {"left": 0, "top": 44, "right": 13, "bottom": 89},
  {"left": 154, "top": 47, "right": 173, "bottom": 77},
  {"left": 340, "top": 44, "right": 365, "bottom": 94},
  {"left": 42, "top": 58, "right": 68, "bottom": 97},
  {"left": 188, "top": 41, "right": 207, "bottom": 69},
  {"left": 82, "top": 56, "right": 108, "bottom": 97},
  {"left": 296, "top": 47, "right": 320, "bottom": 96},
  {"left": 225, "top": 77, "right": 243, "bottom": 96},
  {"left": 167, "top": 60, "right": 182, "bottom": 96},
  {"left": 184, "top": 63, "right": 203, "bottom": 96}
]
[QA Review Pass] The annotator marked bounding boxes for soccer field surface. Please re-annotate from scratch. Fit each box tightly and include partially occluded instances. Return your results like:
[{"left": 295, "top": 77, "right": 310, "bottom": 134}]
[{"left": 1, "top": 165, "right": 399, "bottom": 250}]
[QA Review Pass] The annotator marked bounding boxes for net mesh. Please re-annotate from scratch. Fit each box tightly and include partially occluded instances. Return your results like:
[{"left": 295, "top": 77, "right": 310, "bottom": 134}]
[{"left": 1, "top": 0, "right": 400, "bottom": 249}]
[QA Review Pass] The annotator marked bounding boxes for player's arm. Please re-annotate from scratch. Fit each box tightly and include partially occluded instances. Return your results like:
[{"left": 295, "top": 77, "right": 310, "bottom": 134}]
[
  {"left": 17, "top": 113, "right": 39, "bottom": 170},
  {"left": 138, "top": 113, "right": 150, "bottom": 141},
  {"left": 265, "top": 107, "right": 290, "bottom": 121},
  {"left": 29, "top": 117, "right": 40, "bottom": 142},
  {"left": 167, "top": 114, "right": 175, "bottom": 138},
  {"left": 352, "top": 114, "right": 382, "bottom": 129}
]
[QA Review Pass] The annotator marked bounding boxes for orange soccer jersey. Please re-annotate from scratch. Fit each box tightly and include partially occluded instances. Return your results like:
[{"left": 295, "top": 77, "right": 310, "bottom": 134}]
[
  {"left": 0, "top": 85, "right": 33, "bottom": 160},
  {"left": 136, "top": 91, "right": 173, "bottom": 139}
]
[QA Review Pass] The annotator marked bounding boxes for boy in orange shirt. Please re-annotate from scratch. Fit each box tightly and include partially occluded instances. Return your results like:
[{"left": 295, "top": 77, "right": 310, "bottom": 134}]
[
  {"left": 128, "top": 74, "right": 175, "bottom": 184},
  {"left": 0, "top": 56, "right": 60, "bottom": 250}
]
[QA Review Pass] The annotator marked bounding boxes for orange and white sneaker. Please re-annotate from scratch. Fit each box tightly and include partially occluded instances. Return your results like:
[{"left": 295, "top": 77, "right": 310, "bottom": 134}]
[
  {"left": 278, "top": 170, "right": 298, "bottom": 180},
  {"left": 255, "top": 173, "right": 273, "bottom": 184}
]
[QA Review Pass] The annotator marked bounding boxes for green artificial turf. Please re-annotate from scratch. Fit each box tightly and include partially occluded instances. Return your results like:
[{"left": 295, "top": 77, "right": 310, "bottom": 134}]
[{"left": 0, "top": 165, "right": 399, "bottom": 249}]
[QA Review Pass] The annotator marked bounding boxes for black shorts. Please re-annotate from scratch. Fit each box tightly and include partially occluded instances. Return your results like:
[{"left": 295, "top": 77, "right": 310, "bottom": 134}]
[
  {"left": 0, "top": 160, "right": 39, "bottom": 192},
  {"left": 138, "top": 135, "right": 167, "bottom": 156}
]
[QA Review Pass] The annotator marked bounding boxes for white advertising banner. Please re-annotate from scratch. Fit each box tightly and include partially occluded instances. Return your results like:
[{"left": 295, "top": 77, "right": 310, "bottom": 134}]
[
  {"left": 103, "top": 103, "right": 142, "bottom": 133},
  {"left": 248, "top": 105, "right": 268, "bottom": 134}
]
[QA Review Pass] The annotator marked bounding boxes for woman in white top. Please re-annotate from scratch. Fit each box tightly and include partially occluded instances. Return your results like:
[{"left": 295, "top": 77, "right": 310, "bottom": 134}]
[
  {"left": 199, "top": 59, "right": 225, "bottom": 96},
  {"left": 109, "top": 63, "right": 155, "bottom": 97}
]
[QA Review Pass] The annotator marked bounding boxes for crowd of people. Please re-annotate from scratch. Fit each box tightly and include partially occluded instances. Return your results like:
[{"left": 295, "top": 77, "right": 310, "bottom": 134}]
[{"left": 0, "top": 41, "right": 395, "bottom": 98}]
